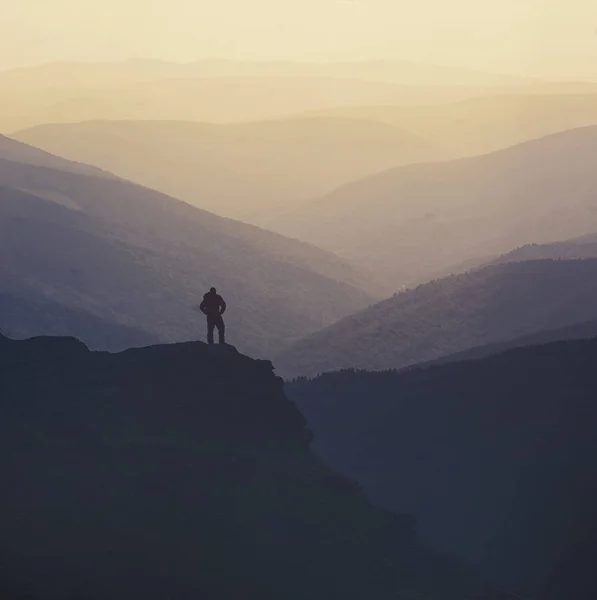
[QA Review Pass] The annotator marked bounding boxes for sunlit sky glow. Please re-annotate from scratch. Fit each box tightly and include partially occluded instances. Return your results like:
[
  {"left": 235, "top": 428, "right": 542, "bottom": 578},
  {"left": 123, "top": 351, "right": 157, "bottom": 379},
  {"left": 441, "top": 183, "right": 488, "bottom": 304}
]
[{"left": 1, "top": 0, "right": 597, "bottom": 78}]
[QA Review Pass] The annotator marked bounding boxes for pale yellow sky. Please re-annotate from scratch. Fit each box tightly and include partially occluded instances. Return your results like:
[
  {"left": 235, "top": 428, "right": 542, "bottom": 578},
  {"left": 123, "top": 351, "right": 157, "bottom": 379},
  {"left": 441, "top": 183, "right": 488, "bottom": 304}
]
[{"left": 1, "top": 0, "right": 596, "bottom": 78}]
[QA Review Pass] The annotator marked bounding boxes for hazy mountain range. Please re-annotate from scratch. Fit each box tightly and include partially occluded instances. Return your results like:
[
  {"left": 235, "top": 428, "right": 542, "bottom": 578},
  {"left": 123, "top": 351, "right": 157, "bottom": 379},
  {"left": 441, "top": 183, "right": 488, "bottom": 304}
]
[
  {"left": 3, "top": 56, "right": 597, "bottom": 600},
  {"left": 490, "top": 231, "right": 597, "bottom": 265},
  {"left": 2, "top": 59, "right": 597, "bottom": 134},
  {"left": 311, "top": 93, "right": 597, "bottom": 158},
  {"left": 0, "top": 77, "right": 543, "bottom": 135},
  {"left": 423, "top": 318, "right": 597, "bottom": 367},
  {"left": 14, "top": 94, "right": 597, "bottom": 229},
  {"left": 0, "top": 135, "right": 376, "bottom": 356},
  {"left": 13, "top": 118, "right": 439, "bottom": 223},
  {"left": 276, "top": 259, "right": 597, "bottom": 378},
  {"left": 272, "top": 126, "right": 597, "bottom": 288}
]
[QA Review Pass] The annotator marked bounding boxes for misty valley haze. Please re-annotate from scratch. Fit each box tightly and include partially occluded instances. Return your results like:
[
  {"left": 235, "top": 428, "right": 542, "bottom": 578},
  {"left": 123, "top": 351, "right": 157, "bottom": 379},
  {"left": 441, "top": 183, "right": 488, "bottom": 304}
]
[
  {"left": 13, "top": 117, "right": 440, "bottom": 223},
  {"left": 2, "top": 13, "right": 597, "bottom": 596}
]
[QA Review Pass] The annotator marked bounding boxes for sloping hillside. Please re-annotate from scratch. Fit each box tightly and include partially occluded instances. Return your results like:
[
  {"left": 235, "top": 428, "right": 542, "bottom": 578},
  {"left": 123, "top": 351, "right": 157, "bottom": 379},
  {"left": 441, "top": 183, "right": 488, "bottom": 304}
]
[
  {"left": 0, "top": 135, "right": 375, "bottom": 356},
  {"left": 272, "top": 126, "right": 597, "bottom": 287},
  {"left": 275, "top": 259, "right": 597, "bottom": 378},
  {"left": 287, "top": 337, "right": 597, "bottom": 599},
  {"left": 312, "top": 93, "right": 597, "bottom": 158},
  {"left": 446, "top": 229, "right": 597, "bottom": 279},
  {"left": 423, "top": 318, "right": 597, "bottom": 367},
  {"left": 0, "top": 134, "right": 107, "bottom": 176},
  {"left": 0, "top": 291, "right": 158, "bottom": 349},
  {"left": 490, "top": 231, "right": 597, "bottom": 265},
  {"left": 13, "top": 118, "right": 439, "bottom": 223},
  {"left": 0, "top": 334, "right": 515, "bottom": 600}
]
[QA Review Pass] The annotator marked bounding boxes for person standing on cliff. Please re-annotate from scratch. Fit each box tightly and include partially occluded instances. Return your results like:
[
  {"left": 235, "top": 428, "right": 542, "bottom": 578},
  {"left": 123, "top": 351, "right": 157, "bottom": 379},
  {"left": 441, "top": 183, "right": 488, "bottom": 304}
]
[{"left": 199, "top": 287, "right": 227, "bottom": 345}]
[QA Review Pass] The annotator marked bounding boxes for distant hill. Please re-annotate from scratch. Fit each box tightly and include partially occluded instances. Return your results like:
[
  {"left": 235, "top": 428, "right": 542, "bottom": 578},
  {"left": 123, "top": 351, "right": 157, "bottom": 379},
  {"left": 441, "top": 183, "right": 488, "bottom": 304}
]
[
  {"left": 13, "top": 118, "right": 440, "bottom": 224},
  {"left": 0, "top": 133, "right": 107, "bottom": 176},
  {"left": 311, "top": 93, "right": 597, "bottom": 158},
  {"left": 446, "top": 229, "right": 597, "bottom": 280},
  {"left": 0, "top": 135, "right": 375, "bottom": 356},
  {"left": 275, "top": 259, "right": 597, "bottom": 378},
  {"left": 0, "top": 334, "right": 517, "bottom": 600},
  {"left": 272, "top": 126, "right": 597, "bottom": 288},
  {"left": 0, "top": 76, "right": 539, "bottom": 134},
  {"left": 3, "top": 57, "right": 595, "bottom": 134},
  {"left": 0, "top": 291, "right": 158, "bottom": 349},
  {"left": 424, "top": 319, "right": 597, "bottom": 367},
  {"left": 490, "top": 231, "right": 597, "bottom": 265},
  {"left": 287, "top": 337, "right": 597, "bottom": 599}
]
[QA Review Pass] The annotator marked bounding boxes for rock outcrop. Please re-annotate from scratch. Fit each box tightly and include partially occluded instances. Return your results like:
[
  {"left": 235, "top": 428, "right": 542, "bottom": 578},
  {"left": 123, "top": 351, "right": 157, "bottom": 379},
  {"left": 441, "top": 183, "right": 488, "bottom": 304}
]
[{"left": 0, "top": 335, "right": 508, "bottom": 600}]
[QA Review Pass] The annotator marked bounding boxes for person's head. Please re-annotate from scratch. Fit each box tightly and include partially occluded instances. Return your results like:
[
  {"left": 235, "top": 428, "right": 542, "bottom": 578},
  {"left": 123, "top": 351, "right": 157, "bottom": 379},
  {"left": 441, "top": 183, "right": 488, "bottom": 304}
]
[{"left": 210, "top": 287, "right": 217, "bottom": 294}]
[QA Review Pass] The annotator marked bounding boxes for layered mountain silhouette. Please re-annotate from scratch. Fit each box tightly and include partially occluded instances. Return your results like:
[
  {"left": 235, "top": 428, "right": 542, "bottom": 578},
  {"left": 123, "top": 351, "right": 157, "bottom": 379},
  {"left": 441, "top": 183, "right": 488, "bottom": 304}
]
[
  {"left": 441, "top": 229, "right": 597, "bottom": 286},
  {"left": 312, "top": 93, "right": 597, "bottom": 159},
  {"left": 0, "top": 334, "right": 516, "bottom": 600},
  {"left": 4, "top": 58, "right": 594, "bottom": 134},
  {"left": 13, "top": 118, "right": 439, "bottom": 223},
  {"left": 276, "top": 259, "right": 597, "bottom": 378},
  {"left": 490, "top": 231, "right": 597, "bottom": 265},
  {"left": 423, "top": 318, "right": 597, "bottom": 367},
  {"left": 272, "top": 126, "right": 597, "bottom": 287},
  {"left": 0, "top": 135, "right": 375, "bottom": 356},
  {"left": 287, "top": 337, "right": 597, "bottom": 599},
  {"left": 0, "top": 76, "right": 534, "bottom": 135}
]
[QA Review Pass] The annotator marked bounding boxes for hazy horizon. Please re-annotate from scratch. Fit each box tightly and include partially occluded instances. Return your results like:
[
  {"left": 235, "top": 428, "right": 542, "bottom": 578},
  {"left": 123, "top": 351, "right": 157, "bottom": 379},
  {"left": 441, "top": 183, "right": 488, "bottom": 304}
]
[
  {"left": 2, "top": 0, "right": 597, "bottom": 80},
  {"left": 0, "top": 56, "right": 551, "bottom": 78}
]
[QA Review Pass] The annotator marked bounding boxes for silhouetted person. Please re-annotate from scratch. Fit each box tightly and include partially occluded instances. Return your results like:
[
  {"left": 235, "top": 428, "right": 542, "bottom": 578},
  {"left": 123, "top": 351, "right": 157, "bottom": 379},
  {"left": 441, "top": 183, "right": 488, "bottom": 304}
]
[{"left": 200, "top": 287, "right": 227, "bottom": 344}]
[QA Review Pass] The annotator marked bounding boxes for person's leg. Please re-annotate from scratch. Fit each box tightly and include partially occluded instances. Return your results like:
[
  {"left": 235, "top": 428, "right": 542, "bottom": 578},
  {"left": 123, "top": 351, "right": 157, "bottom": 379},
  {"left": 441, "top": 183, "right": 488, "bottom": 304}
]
[
  {"left": 207, "top": 317, "right": 215, "bottom": 344},
  {"left": 216, "top": 316, "right": 226, "bottom": 344}
]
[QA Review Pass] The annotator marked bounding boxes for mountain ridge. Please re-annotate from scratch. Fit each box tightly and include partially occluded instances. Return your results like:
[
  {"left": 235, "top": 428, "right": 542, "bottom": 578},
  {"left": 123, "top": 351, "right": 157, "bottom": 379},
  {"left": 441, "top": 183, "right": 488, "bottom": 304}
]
[
  {"left": 5, "top": 68, "right": 590, "bottom": 134},
  {"left": 272, "top": 125, "right": 597, "bottom": 287},
  {"left": 0, "top": 136, "right": 377, "bottom": 357},
  {"left": 13, "top": 117, "right": 440, "bottom": 225},
  {"left": 309, "top": 93, "right": 597, "bottom": 159},
  {"left": 0, "top": 333, "right": 516, "bottom": 600},
  {"left": 276, "top": 258, "right": 597, "bottom": 378}
]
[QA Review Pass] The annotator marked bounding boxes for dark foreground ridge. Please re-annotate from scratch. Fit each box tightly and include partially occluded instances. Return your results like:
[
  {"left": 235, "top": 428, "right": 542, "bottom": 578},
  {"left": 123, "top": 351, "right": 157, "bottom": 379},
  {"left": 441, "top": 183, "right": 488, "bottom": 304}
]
[
  {"left": 287, "top": 337, "right": 597, "bottom": 600},
  {"left": 0, "top": 335, "right": 513, "bottom": 600}
]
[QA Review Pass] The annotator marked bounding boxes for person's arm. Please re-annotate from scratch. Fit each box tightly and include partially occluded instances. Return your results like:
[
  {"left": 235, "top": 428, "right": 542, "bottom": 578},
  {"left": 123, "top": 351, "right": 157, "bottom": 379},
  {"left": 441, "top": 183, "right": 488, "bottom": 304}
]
[
  {"left": 199, "top": 299, "right": 207, "bottom": 314},
  {"left": 219, "top": 297, "right": 227, "bottom": 315}
]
